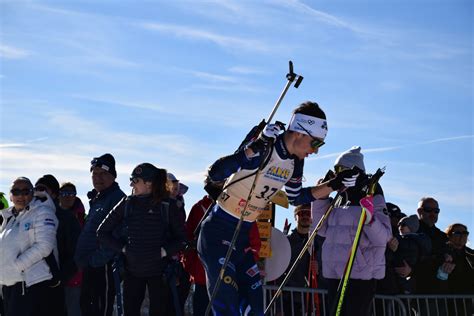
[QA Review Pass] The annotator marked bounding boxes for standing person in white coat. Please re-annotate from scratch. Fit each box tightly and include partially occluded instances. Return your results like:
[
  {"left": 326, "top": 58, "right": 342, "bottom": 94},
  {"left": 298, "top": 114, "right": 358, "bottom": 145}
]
[{"left": 0, "top": 177, "right": 59, "bottom": 316}]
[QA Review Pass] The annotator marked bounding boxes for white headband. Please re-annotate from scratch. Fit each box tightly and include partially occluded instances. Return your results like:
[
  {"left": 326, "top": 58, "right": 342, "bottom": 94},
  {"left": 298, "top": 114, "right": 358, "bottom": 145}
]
[{"left": 288, "top": 113, "right": 328, "bottom": 139}]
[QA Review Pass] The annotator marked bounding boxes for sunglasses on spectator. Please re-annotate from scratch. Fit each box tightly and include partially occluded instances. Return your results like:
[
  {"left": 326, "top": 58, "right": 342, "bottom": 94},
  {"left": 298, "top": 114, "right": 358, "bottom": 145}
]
[
  {"left": 297, "top": 210, "right": 311, "bottom": 216},
  {"left": 130, "top": 177, "right": 140, "bottom": 184},
  {"left": 34, "top": 186, "right": 48, "bottom": 192},
  {"left": 297, "top": 123, "right": 325, "bottom": 149},
  {"left": 451, "top": 231, "right": 469, "bottom": 236},
  {"left": 422, "top": 207, "right": 440, "bottom": 214},
  {"left": 59, "top": 191, "right": 76, "bottom": 197},
  {"left": 10, "top": 188, "right": 33, "bottom": 196}
]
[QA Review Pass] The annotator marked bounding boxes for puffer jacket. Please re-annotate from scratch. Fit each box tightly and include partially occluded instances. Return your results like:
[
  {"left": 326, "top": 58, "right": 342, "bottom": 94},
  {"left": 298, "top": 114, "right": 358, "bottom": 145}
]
[
  {"left": 311, "top": 193, "right": 391, "bottom": 280},
  {"left": 97, "top": 195, "right": 186, "bottom": 277},
  {"left": 0, "top": 195, "right": 58, "bottom": 287},
  {"left": 74, "top": 182, "right": 125, "bottom": 268}
]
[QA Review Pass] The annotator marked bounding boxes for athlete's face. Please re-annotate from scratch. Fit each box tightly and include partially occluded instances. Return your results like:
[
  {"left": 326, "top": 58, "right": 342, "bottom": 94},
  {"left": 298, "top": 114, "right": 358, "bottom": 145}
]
[{"left": 292, "top": 133, "right": 320, "bottom": 160}]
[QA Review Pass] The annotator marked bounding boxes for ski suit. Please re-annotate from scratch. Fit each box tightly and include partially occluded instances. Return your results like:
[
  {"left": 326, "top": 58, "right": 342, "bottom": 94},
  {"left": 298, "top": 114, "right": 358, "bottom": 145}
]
[{"left": 197, "top": 135, "right": 315, "bottom": 315}]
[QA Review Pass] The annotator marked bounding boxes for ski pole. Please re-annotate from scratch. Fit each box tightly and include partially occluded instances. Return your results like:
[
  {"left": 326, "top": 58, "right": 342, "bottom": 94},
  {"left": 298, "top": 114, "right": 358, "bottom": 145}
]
[
  {"left": 264, "top": 193, "right": 344, "bottom": 315},
  {"left": 205, "top": 61, "right": 303, "bottom": 316},
  {"left": 266, "top": 60, "right": 303, "bottom": 124}
]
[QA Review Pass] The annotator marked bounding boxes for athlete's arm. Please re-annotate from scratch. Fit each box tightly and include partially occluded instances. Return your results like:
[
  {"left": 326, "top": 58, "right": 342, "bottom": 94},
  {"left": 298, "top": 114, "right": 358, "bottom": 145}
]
[{"left": 208, "top": 149, "right": 261, "bottom": 182}]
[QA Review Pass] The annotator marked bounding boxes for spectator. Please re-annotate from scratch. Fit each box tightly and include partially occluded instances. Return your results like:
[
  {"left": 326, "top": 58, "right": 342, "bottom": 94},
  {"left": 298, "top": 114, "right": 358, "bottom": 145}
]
[
  {"left": 0, "top": 177, "right": 58, "bottom": 316},
  {"left": 376, "top": 202, "right": 406, "bottom": 295},
  {"left": 183, "top": 194, "right": 213, "bottom": 316},
  {"left": 166, "top": 172, "right": 190, "bottom": 316},
  {"left": 311, "top": 146, "right": 392, "bottom": 316},
  {"left": 412, "top": 197, "right": 448, "bottom": 294},
  {"left": 58, "top": 182, "right": 86, "bottom": 316},
  {"left": 74, "top": 153, "right": 126, "bottom": 316},
  {"left": 97, "top": 163, "right": 186, "bottom": 316},
  {"left": 59, "top": 182, "right": 86, "bottom": 227},
  {"left": 393, "top": 215, "right": 431, "bottom": 294},
  {"left": 443, "top": 223, "right": 474, "bottom": 294},
  {"left": 35, "top": 174, "right": 82, "bottom": 316},
  {"left": 276, "top": 203, "right": 319, "bottom": 315},
  {"left": 443, "top": 223, "right": 473, "bottom": 315}
]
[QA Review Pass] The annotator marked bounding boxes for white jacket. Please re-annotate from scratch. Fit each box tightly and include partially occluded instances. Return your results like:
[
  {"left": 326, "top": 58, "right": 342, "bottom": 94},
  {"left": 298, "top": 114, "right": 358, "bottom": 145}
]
[{"left": 0, "top": 195, "right": 58, "bottom": 287}]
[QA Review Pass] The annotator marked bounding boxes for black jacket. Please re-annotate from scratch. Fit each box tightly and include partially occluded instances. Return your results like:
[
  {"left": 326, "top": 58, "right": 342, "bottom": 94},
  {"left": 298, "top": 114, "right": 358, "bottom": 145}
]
[
  {"left": 413, "top": 221, "right": 448, "bottom": 294},
  {"left": 97, "top": 195, "right": 186, "bottom": 278},
  {"left": 56, "top": 205, "right": 82, "bottom": 282}
]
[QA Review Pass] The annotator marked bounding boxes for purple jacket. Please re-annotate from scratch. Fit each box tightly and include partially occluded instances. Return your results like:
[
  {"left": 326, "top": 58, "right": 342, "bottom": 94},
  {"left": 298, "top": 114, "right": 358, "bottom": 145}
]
[{"left": 311, "top": 194, "right": 391, "bottom": 280}]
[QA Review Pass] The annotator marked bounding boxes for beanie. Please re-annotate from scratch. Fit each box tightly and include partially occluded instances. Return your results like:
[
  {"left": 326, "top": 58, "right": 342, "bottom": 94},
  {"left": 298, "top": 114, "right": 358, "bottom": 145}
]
[
  {"left": 399, "top": 215, "right": 420, "bottom": 233},
  {"left": 35, "top": 174, "right": 60, "bottom": 196},
  {"left": 90, "top": 153, "right": 117, "bottom": 177},
  {"left": 334, "top": 146, "right": 365, "bottom": 172},
  {"left": 131, "top": 163, "right": 160, "bottom": 181},
  {"left": 386, "top": 202, "right": 403, "bottom": 218}
]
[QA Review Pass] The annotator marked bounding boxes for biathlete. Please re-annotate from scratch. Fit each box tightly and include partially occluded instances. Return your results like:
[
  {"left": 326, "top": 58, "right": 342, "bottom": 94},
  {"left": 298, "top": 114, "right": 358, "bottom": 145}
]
[{"left": 197, "top": 101, "right": 360, "bottom": 315}]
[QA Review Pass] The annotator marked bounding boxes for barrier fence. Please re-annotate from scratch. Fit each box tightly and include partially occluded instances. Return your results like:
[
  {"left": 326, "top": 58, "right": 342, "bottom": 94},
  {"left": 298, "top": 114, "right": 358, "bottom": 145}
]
[{"left": 263, "top": 285, "right": 474, "bottom": 316}]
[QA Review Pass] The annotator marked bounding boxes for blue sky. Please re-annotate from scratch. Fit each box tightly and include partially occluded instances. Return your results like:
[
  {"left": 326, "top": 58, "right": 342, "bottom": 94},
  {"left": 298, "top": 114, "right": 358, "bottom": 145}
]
[{"left": 0, "top": 0, "right": 472, "bottom": 238}]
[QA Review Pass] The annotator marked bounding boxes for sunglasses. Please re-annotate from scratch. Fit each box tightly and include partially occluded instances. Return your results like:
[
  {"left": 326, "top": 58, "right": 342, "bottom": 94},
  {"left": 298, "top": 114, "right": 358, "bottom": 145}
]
[
  {"left": 59, "top": 191, "right": 76, "bottom": 197},
  {"left": 422, "top": 207, "right": 440, "bottom": 214},
  {"left": 130, "top": 177, "right": 140, "bottom": 184},
  {"left": 451, "top": 231, "right": 469, "bottom": 236},
  {"left": 335, "top": 165, "right": 349, "bottom": 174},
  {"left": 34, "top": 186, "right": 48, "bottom": 192},
  {"left": 10, "top": 188, "right": 33, "bottom": 196},
  {"left": 297, "top": 210, "right": 311, "bottom": 217},
  {"left": 297, "top": 123, "right": 325, "bottom": 149}
]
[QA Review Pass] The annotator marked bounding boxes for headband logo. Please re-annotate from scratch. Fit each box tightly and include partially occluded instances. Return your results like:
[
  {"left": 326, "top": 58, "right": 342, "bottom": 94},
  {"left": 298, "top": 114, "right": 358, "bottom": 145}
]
[
  {"left": 134, "top": 167, "right": 142, "bottom": 175},
  {"left": 307, "top": 119, "right": 315, "bottom": 125},
  {"left": 321, "top": 121, "right": 328, "bottom": 130}
]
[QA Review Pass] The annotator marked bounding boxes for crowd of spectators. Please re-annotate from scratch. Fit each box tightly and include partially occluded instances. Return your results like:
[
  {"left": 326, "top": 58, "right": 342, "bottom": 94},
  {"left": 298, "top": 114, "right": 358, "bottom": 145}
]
[{"left": 0, "top": 151, "right": 472, "bottom": 316}]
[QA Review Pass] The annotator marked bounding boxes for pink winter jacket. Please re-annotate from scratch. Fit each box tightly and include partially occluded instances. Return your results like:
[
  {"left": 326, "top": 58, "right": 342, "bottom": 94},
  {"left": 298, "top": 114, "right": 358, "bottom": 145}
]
[{"left": 311, "top": 194, "right": 392, "bottom": 280}]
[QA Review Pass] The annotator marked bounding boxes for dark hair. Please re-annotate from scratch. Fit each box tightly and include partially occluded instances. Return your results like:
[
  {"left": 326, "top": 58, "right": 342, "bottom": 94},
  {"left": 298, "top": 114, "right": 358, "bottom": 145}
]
[
  {"left": 294, "top": 203, "right": 311, "bottom": 216},
  {"left": 293, "top": 101, "right": 326, "bottom": 120},
  {"left": 151, "top": 168, "right": 170, "bottom": 205},
  {"left": 60, "top": 182, "right": 76, "bottom": 192}
]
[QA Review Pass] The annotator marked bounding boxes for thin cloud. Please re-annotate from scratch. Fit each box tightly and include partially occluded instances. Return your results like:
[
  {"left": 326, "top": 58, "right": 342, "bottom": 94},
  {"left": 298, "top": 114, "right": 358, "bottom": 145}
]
[
  {"left": 0, "top": 44, "right": 31, "bottom": 59},
  {"left": 274, "top": 0, "right": 367, "bottom": 35},
  {"left": 189, "top": 70, "right": 238, "bottom": 83},
  {"left": 138, "top": 22, "right": 270, "bottom": 52},
  {"left": 0, "top": 143, "right": 27, "bottom": 148},
  {"left": 309, "top": 136, "right": 473, "bottom": 161},
  {"left": 228, "top": 66, "right": 266, "bottom": 75}
]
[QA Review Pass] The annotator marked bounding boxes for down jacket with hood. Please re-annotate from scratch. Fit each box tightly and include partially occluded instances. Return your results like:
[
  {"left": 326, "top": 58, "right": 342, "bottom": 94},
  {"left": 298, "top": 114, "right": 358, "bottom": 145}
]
[
  {"left": 311, "top": 189, "right": 392, "bottom": 280},
  {"left": 0, "top": 194, "right": 58, "bottom": 287}
]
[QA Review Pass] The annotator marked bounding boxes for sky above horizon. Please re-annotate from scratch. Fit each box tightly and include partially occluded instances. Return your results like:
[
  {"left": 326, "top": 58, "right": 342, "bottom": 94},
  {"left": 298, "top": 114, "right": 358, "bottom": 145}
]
[{"left": 1, "top": 0, "right": 472, "bottom": 238}]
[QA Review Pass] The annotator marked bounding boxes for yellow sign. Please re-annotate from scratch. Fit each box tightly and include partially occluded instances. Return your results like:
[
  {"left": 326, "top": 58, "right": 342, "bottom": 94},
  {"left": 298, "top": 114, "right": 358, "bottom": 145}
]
[
  {"left": 257, "top": 222, "right": 272, "bottom": 239},
  {"left": 270, "top": 190, "right": 289, "bottom": 208},
  {"left": 257, "top": 205, "right": 273, "bottom": 220},
  {"left": 259, "top": 240, "right": 272, "bottom": 258}
]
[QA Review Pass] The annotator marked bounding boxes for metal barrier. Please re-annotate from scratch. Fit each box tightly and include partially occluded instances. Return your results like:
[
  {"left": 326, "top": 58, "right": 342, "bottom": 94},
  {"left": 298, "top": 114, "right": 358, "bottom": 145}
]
[{"left": 263, "top": 285, "right": 474, "bottom": 316}]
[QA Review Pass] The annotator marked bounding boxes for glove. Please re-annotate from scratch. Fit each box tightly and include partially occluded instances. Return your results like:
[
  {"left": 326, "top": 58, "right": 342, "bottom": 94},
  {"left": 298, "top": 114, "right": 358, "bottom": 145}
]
[
  {"left": 359, "top": 196, "right": 374, "bottom": 224},
  {"left": 248, "top": 123, "right": 282, "bottom": 154},
  {"left": 328, "top": 168, "right": 359, "bottom": 191}
]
